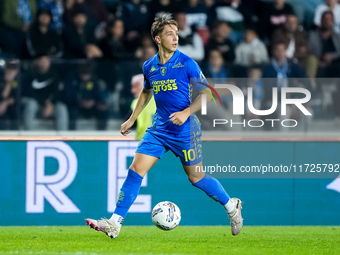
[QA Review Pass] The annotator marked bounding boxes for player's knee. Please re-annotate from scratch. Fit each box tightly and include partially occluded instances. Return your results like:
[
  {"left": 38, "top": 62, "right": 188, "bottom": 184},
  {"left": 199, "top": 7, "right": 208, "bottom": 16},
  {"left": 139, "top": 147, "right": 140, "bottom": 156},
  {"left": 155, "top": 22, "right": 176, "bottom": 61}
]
[
  {"left": 186, "top": 168, "right": 205, "bottom": 184},
  {"left": 188, "top": 175, "right": 203, "bottom": 184},
  {"left": 129, "top": 164, "right": 136, "bottom": 172},
  {"left": 128, "top": 165, "right": 139, "bottom": 174},
  {"left": 129, "top": 164, "right": 146, "bottom": 177}
]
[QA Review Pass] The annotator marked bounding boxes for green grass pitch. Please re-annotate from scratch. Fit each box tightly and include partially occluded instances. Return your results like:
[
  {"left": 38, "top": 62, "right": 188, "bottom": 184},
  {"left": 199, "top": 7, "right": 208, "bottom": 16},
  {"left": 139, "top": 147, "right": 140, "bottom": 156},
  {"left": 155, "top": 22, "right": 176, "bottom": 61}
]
[{"left": 0, "top": 226, "right": 339, "bottom": 255}]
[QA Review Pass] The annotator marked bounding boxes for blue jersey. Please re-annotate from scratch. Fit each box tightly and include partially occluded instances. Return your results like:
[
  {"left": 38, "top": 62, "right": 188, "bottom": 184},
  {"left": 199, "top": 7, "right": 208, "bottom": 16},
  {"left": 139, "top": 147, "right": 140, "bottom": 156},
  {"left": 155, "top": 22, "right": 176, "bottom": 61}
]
[{"left": 143, "top": 49, "right": 204, "bottom": 135}]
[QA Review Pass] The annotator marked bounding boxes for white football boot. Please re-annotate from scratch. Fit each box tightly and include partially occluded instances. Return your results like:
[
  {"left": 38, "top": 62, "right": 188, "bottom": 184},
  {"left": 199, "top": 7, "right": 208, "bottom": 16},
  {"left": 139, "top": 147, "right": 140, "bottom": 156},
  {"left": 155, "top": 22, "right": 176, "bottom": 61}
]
[
  {"left": 85, "top": 216, "right": 123, "bottom": 239},
  {"left": 227, "top": 198, "right": 243, "bottom": 236}
]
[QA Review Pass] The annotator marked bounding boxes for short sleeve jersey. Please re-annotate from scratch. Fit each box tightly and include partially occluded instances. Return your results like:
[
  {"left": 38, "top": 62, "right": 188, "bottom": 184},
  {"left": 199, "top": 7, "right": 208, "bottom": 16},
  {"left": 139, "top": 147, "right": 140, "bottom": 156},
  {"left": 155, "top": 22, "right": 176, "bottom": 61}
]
[{"left": 142, "top": 50, "right": 205, "bottom": 135}]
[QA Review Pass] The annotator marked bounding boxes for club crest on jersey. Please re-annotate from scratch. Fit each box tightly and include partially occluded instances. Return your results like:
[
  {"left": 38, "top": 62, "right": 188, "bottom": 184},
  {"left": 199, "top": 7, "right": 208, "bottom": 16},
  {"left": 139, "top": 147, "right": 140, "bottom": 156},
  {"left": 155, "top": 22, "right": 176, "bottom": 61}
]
[{"left": 160, "top": 67, "right": 167, "bottom": 76}]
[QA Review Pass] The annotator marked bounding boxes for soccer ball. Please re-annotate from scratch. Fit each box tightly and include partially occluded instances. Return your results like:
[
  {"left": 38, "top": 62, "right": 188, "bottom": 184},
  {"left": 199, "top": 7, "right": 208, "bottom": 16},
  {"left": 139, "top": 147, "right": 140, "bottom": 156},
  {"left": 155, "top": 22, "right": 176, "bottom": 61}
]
[{"left": 151, "top": 201, "right": 181, "bottom": 230}]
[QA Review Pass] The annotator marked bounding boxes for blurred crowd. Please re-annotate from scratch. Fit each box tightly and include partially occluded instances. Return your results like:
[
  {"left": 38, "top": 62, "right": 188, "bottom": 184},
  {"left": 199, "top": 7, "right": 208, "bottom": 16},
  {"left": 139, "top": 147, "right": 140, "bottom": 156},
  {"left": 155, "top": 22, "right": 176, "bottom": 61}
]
[{"left": 0, "top": 0, "right": 340, "bottom": 131}]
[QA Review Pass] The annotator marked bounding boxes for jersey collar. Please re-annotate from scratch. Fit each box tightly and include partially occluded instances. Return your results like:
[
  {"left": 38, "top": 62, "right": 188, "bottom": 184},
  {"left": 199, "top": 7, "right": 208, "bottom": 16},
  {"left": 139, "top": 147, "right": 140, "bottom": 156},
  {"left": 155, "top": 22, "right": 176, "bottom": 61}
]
[{"left": 154, "top": 49, "right": 180, "bottom": 66}]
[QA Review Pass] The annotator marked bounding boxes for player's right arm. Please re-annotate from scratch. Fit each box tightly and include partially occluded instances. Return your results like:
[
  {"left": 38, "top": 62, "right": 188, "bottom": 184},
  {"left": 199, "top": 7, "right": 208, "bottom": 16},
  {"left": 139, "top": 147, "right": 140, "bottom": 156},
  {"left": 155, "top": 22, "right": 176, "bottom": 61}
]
[{"left": 121, "top": 87, "right": 153, "bottom": 136}]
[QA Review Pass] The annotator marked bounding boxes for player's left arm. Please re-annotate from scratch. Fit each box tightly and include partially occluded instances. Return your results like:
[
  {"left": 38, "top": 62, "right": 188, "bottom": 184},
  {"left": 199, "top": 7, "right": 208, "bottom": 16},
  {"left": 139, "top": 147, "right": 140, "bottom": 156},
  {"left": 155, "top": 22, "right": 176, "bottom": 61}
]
[
  {"left": 170, "top": 59, "right": 212, "bottom": 126},
  {"left": 169, "top": 89, "right": 212, "bottom": 125}
]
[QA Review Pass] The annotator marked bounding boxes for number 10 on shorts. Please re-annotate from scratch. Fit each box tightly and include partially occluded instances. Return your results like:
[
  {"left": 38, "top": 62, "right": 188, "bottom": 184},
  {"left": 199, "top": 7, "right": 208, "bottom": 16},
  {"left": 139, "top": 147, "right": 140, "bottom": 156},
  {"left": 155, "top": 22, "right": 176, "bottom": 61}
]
[{"left": 182, "top": 149, "right": 196, "bottom": 162}]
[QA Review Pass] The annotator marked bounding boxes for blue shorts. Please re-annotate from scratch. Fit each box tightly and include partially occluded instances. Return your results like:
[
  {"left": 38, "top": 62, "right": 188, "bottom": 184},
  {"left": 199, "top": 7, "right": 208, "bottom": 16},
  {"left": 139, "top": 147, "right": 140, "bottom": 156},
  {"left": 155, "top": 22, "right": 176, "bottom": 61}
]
[{"left": 136, "top": 128, "right": 202, "bottom": 166}]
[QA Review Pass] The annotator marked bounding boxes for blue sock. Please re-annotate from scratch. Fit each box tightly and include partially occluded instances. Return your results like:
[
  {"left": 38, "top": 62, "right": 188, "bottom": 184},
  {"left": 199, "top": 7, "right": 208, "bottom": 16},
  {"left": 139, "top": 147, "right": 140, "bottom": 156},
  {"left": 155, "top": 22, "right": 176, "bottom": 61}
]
[
  {"left": 114, "top": 169, "right": 143, "bottom": 218},
  {"left": 192, "top": 174, "right": 230, "bottom": 205}
]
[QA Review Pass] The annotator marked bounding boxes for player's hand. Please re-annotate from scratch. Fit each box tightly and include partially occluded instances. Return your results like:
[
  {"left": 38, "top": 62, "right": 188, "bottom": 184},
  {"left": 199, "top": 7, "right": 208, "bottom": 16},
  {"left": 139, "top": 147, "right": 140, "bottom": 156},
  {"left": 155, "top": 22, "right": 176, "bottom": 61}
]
[
  {"left": 80, "top": 99, "right": 95, "bottom": 109},
  {"left": 121, "top": 118, "right": 135, "bottom": 136},
  {"left": 169, "top": 109, "right": 190, "bottom": 126},
  {"left": 4, "top": 69, "right": 18, "bottom": 82},
  {"left": 43, "top": 101, "right": 53, "bottom": 118},
  {"left": 0, "top": 101, "right": 8, "bottom": 116},
  {"left": 322, "top": 53, "right": 333, "bottom": 63}
]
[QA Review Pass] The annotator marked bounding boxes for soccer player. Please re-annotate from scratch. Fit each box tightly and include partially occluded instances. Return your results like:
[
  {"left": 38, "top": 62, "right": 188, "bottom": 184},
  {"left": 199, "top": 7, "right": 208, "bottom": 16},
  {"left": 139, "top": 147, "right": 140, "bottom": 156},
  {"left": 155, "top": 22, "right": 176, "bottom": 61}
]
[{"left": 85, "top": 14, "right": 243, "bottom": 238}]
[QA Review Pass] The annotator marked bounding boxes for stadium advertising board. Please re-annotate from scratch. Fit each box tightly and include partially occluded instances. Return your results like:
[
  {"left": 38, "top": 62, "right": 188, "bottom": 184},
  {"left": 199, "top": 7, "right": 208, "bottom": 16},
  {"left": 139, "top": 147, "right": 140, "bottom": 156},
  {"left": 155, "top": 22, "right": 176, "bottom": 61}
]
[{"left": 0, "top": 141, "right": 339, "bottom": 226}]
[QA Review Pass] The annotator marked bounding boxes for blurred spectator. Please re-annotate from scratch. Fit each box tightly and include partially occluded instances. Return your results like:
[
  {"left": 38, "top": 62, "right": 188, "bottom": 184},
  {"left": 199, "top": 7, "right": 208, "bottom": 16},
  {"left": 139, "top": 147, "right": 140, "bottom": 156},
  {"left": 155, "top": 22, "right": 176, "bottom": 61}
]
[
  {"left": 263, "top": 42, "right": 306, "bottom": 80},
  {"left": 203, "top": 0, "right": 216, "bottom": 28},
  {"left": 272, "top": 14, "right": 318, "bottom": 78},
  {"left": 209, "top": 18, "right": 242, "bottom": 46},
  {"left": 241, "top": 0, "right": 262, "bottom": 20},
  {"left": 116, "top": 0, "right": 149, "bottom": 34},
  {"left": 61, "top": 63, "right": 109, "bottom": 130},
  {"left": 176, "top": 13, "right": 204, "bottom": 62},
  {"left": 271, "top": 15, "right": 306, "bottom": 58},
  {"left": 211, "top": 0, "right": 244, "bottom": 31},
  {"left": 197, "top": 0, "right": 214, "bottom": 46},
  {"left": 0, "top": 59, "right": 20, "bottom": 130},
  {"left": 205, "top": 21, "right": 235, "bottom": 63},
  {"left": 196, "top": 27, "right": 210, "bottom": 46},
  {"left": 295, "top": 45, "right": 319, "bottom": 79},
  {"left": 243, "top": 66, "right": 264, "bottom": 120},
  {"left": 141, "top": 45, "right": 157, "bottom": 63},
  {"left": 198, "top": 49, "right": 232, "bottom": 130},
  {"left": 110, "top": 1, "right": 145, "bottom": 51},
  {"left": 314, "top": 0, "right": 340, "bottom": 33},
  {"left": 202, "top": 49, "right": 230, "bottom": 80},
  {"left": 140, "top": 33, "right": 156, "bottom": 49},
  {"left": 118, "top": 45, "right": 157, "bottom": 102},
  {"left": 63, "top": 0, "right": 108, "bottom": 27},
  {"left": 63, "top": 7, "right": 102, "bottom": 59},
  {"left": 130, "top": 74, "right": 156, "bottom": 140},
  {"left": 0, "top": 0, "right": 38, "bottom": 58},
  {"left": 262, "top": 42, "right": 308, "bottom": 130},
  {"left": 309, "top": 11, "right": 340, "bottom": 70},
  {"left": 21, "top": 56, "right": 68, "bottom": 130},
  {"left": 235, "top": 28, "right": 269, "bottom": 67},
  {"left": 1, "top": 0, "right": 37, "bottom": 31},
  {"left": 38, "top": 0, "right": 64, "bottom": 32},
  {"left": 100, "top": 18, "right": 137, "bottom": 61},
  {"left": 181, "top": 0, "right": 208, "bottom": 28},
  {"left": 245, "top": 68, "right": 263, "bottom": 119},
  {"left": 213, "top": 0, "right": 258, "bottom": 31},
  {"left": 259, "top": 0, "right": 295, "bottom": 41},
  {"left": 148, "top": 0, "right": 179, "bottom": 27},
  {"left": 26, "top": 9, "right": 62, "bottom": 58},
  {"left": 202, "top": 50, "right": 234, "bottom": 107},
  {"left": 203, "top": 0, "right": 215, "bottom": 9},
  {"left": 134, "top": 34, "right": 157, "bottom": 61}
]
